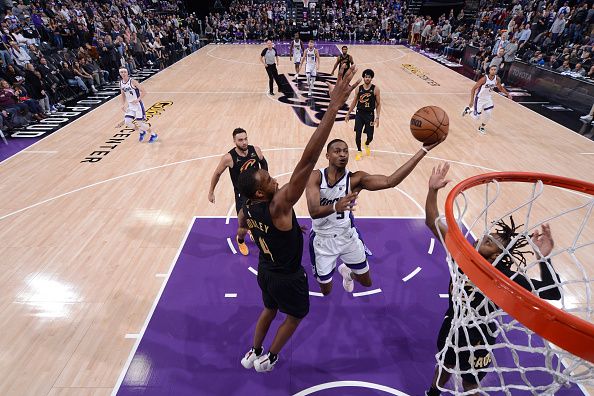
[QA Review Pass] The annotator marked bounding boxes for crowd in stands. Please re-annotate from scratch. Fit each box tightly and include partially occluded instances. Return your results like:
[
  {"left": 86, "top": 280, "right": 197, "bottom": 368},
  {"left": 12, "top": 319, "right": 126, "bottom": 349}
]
[
  {"left": 0, "top": 0, "right": 201, "bottom": 135},
  {"left": 204, "top": 0, "right": 593, "bottom": 82}
]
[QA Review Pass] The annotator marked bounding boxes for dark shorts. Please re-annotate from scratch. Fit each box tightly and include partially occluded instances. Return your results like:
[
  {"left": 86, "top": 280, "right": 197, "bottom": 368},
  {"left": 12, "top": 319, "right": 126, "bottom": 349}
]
[
  {"left": 235, "top": 193, "right": 247, "bottom": 214},
  {"left": 354, "top": 111, "right": 374, "bottom": 135},
  {"left": 257, "top": 266, "right": 310, "bottom": 319},
  {"left": 436, "top": 314, "right": 496, "bottom": 385}
]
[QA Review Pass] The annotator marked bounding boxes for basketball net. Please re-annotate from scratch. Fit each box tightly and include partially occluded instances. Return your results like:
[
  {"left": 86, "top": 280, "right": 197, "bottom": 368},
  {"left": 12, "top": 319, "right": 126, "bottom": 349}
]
[{"left": 436, "top": 174, "right": 594, "bottom": 395}]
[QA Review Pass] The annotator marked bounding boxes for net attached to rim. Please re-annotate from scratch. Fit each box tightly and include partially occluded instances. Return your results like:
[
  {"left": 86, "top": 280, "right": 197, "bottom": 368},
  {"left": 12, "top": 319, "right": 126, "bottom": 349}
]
[{"left": 435, "top": 172, "right": 594, "bottom": 395}]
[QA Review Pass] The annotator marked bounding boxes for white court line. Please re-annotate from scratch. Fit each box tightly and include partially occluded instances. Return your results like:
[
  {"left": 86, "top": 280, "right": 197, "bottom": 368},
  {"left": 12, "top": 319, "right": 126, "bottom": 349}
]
[
  {"left": 124, "top": 334, "right": 139, "bottom": 339},
  {"left": 0, "top": 147, "right": 500, "bottom": 222},
  {"left": 394, "top": 186, "right": 425, "bottom": 215},
  {"left": 580, "top": 153, "right": 594, "bottom": 155},
  {"left": 402, "top": 267, "right": 422, "bottom": 282},
  {"left": 225, "top": 203, "right": 235, "bottom": 225},
  {"left": 155, "top": 273, "right": 167, "bottom": 278},
  {"left": 226, "top": 237, "right": 237, "bottom": 254},
  {"left": 248, "top": 266, "right": 258, "bottom": 275},
  {"left": 353, "top": 288, "right": 382, "bottom": 297},
  {"left": 293, "top": 380, "right": 410, "bottom": 396},
  {"left": 224, "top": 293, "right": 238, "bottom": 298},
  {"left": 439, "top": 294, "right": 449, "bottom": 299},
  {"left": 309, "top": 291, "right": 324, "bottom": 297},
  {"left": 428, "top": 238, "right": 435, "bottom": 255},
  {"left": 111, "top": 216, "right": 195, "bottom": 396},
  {"left": 22, "top": 150, "right": 58, "bottom": 154}
]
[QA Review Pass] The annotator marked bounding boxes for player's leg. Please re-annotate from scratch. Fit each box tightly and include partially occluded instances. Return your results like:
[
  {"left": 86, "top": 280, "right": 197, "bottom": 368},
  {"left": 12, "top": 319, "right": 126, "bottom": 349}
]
[
  {"left": 339, "top": 229, "right": 372, "bottom": 290},
  {"left": 311, "top": 232, "right": 338, "bottom": 295},
  {"left": 363, "top": 114, "right": 375, "bottom": 156},
  {"left": 134, "top": 104, "right": 157, "bottom": 142},
  {"left": 236, "top": 205, "right": 249, "bottom": 256},
  {"left": 309, "top": 68, "right": 316, "bottom": 92},
  {"left": 123, "top": 115, "right": 141, "bottom": 140},
  {"left": 242, "top": 270, "right": 279, "bottom": 369},
  {"left": 354, "top": 114, "right": 364, "bottom": 160},
  {"left": 479, "top": 103, "right": 493, "bottom": 134},
  {"left": 266, "top": 65, "right": 274, "bottom": 95},
  {"left": 426, "top": 316, "right": 456, "bottom": 395},
  {"left": 254, "top": 268, "right": 309, "bottom": 372}
]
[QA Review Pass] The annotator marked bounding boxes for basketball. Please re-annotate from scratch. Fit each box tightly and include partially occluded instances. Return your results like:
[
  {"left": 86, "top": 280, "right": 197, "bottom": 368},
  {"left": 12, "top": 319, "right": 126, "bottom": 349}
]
[{"left": 410, "top": 106, "right": 449, "bottom": 145}]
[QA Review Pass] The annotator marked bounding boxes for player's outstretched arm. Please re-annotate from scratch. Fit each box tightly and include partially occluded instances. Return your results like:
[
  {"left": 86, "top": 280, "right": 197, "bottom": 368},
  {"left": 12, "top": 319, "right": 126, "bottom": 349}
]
[
  {"left": 271, "top": 67, "right": 361, "bottom": 215},
  {"left": 520, "top": 224, "right": 561, "bottom": 300},
  {"left": 306, "top": 170, "right": 358, "bottom": 219},
  {"left": 254, "top": 146, "right": 268, "bottom": 170},
  {"left": 208, "top": 153, "right": 232, "bottom": 204},
  {"left": 425, "top": 162, "right": 450, "bottom": 240},
  {"left": 496, "top": 77, "right": 510, "bottom": 98},
  {"left": 352, "top": 139, "right": 444, "bottom": 192}
]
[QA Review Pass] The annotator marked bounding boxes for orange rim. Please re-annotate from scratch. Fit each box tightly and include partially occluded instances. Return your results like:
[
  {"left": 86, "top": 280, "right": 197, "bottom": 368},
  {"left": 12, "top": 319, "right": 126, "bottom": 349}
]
[{"left": 444, "top": 172, "right": 594, "bottom": 363}]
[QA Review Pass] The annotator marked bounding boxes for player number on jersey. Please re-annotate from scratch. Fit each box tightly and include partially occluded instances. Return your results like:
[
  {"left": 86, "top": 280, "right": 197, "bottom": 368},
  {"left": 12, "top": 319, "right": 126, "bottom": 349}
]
[{"left": 259, "top": 237, "right": 274, "bottom": 261}]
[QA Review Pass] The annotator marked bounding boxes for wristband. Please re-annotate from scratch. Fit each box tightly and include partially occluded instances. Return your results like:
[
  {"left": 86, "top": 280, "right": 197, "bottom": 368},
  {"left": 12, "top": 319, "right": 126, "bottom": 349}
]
[
  {"left": 332, "top": 202, "right": 337, "bottom": 212},
  {"left": 421, "top": 147, "right": 429, "bottom": 153}
]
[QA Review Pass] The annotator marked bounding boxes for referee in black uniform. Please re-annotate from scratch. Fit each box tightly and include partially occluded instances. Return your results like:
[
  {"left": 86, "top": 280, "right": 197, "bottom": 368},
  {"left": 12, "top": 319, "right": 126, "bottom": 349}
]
[
  {"left": 260, "top": 39, "right": 280, "bottom": 95},
  {"left": 237, "top": 65, "right": 361, "bottom": 373}
]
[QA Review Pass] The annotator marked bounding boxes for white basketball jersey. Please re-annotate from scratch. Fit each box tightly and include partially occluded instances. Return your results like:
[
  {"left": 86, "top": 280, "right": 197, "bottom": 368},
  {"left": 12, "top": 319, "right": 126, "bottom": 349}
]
[
  {"left": 312, "top": 168, "right": 353, "bottom": 235},
  {"left": 477, "top": 75, "right": 497, "bottom": 100},
  {"left": 306, "top": 48, "right": 316, "bottom": 66},
  {"left": 292, "top": 40, "right": 302, "bottom": 57},
  {"left": 120, "top": 78, "right": 140, "bottom": 104}
]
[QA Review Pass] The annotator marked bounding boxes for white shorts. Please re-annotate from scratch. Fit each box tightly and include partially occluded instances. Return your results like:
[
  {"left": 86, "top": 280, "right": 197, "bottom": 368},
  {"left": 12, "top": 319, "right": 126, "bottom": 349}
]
[
  {"left": 472, "top": 96, "right": 494, "bottom": 119},
  {"left": 309, "top": 227, "right": 369, "bottom": 284},
  {"left": 305, "top": 64, "right": 317, "bottom": 77},
  {"left": 125, "top": 101, "right": 146, "bottom": 121},
  {"left": 293, "top": 53, "right": 302, "bottom": 64}
]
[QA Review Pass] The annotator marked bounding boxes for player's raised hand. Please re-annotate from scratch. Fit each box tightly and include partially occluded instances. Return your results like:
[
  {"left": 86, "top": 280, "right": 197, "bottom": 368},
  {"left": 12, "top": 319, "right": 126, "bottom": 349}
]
[
  {"left": 335, "top": 192, "right": 358, "bottom": 212},
  {"left": 531, "top": 223, "right": 554, "bottom": 258},
  {"left": 328, "top": 65, "right": 360, "bottom": 107},
  {"left": 428, "top": 163, "right": 451, "bottom": 191}
]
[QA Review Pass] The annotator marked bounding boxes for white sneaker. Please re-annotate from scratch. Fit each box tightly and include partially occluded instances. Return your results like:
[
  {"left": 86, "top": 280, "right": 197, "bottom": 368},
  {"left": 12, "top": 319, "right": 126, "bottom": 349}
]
[
  {"left": 580, "top": 115, "right": 593, "bottom": 122},
  {"left": 462, "top": 106, "right": 471, "bottom": 117},
  {"left": 241, "top": 348, "right": 262, "bottom": 369},
  {"left": 338, "top": 263, "right": 354, "bottom": 293},
  {"left": 478, "top": 125, "right": 486, "bottom": 135},
  {"left": 254, "top": 352, "right": 278, "bottom": 372}
]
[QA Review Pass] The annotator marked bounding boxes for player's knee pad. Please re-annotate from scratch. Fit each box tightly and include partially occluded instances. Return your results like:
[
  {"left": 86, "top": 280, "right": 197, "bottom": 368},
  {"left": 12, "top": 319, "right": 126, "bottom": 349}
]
[
  {"left": 482, "top": 109, "right": 492, "bottom": 123},
  {"left": 137, "top": 121, "right": 150, "bottom": 131},
  {"left": 124, "top": 117, "right": 135, "bottom": 127}
]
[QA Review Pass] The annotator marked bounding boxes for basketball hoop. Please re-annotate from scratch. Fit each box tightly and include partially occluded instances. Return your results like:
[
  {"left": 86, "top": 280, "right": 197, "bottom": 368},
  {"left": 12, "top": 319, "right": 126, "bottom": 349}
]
[{"left": 438, "top": 172, "right": 594, "bottom": 394}]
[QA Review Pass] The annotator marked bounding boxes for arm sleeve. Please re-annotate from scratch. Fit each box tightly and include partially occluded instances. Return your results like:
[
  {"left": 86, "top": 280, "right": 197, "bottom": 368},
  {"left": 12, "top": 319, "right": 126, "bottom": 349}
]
[
  {"left": 260, "top": 157, "right": 268, "bottom": 171},
  {"left": 260, "top": 49, "right": 266, "bottom": 57},
  {"left": 506, "top": 259, "right": 561, "bottom": 300}
]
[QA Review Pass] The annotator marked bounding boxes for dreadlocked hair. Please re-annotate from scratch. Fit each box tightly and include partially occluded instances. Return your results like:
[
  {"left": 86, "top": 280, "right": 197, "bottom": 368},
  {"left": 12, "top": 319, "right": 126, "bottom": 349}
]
[{"left": 493, "top": 215, "right": 533, "bottom": 268}]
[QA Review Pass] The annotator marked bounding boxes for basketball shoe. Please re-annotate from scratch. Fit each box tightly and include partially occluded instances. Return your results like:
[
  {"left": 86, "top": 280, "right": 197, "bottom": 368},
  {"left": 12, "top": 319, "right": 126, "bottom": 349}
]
[
  {"left": 338, "top": 263, "right": 354, "bottom": 292},
  {"left": 478, "top": 125, "right": 486, "bottom": 134},
  {"left": 364, "top": 144, "right": 371, "bottom": 156},
  {"left": 148, "top": 133, "right": 158, "bottom": 143},
  {"left": 254, "top": 352, "right": 278, "bottom": 372},
  {"left": 241, "top": 347, "right": 263, "bottom": 369},
  {"left": 355, "top": 151, "right": 363, "bottom": 161},
  {"left": 236, "top": 235, "right": 249, "bottom": 255},
  {"left": 139, "top": 131, "right": 146, "bottom": 142},
  {"left": 462, "top": 106, "right": 471, "bottom": 117}
]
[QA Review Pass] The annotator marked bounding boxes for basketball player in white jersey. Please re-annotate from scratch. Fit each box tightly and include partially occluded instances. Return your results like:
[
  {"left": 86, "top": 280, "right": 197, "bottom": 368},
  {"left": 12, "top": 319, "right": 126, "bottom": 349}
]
[
  {"left": 119, "top": 68, "right": 157, "bottom": 142},
  {"left": 462, "top": 65, "right": 510, "bottom": 135},
  {"left": 299, "top": 40, "right": 319, "bottom": 95},
  {"left": 289, "top": 33, "right": 304, "bottom": 82},
  {"left": 305, "top": 137, "right": 444, "bottom": 295}
]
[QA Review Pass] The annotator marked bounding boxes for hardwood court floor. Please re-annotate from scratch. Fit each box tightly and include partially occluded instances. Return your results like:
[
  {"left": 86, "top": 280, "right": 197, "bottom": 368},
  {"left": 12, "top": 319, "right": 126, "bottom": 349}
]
[{"left": 0, "top": 44, "right": 592, "bottom": 396}]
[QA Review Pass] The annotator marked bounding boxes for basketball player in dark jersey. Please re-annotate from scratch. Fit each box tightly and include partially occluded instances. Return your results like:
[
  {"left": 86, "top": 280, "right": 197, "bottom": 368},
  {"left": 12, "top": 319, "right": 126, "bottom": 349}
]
[
  {"left": 424, "top": 163, "right": 561, "bottom": 395},
  {"left": 237, "top": 65, "right": 361, "bottom": 373},
  {"left": 208, "top": 128, "right": 268, "bottom": 255},
  {"left": 331, "top": 45, "right": 355, "bottom": 76},
  {"left": 345, "top": 69, "right": 381, "bottom": 161}
]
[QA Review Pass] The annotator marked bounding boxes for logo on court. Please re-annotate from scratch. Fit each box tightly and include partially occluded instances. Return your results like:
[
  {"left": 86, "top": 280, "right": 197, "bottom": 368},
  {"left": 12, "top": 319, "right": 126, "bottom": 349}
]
[
  {"left": 276, "top": 72, "right": 351, "bottom": 128},
  {"left": 401, "top": 64, "right": 440, "bottom": 86},
  {"left": 81, "top": 101, "right": 173, "bottom": 164}
]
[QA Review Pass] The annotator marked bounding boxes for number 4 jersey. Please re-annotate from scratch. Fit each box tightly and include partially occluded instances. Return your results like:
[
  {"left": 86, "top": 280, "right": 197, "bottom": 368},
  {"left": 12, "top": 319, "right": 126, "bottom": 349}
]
[{"left": 243, "top": 201, "right": 304, "bottom": 274}]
